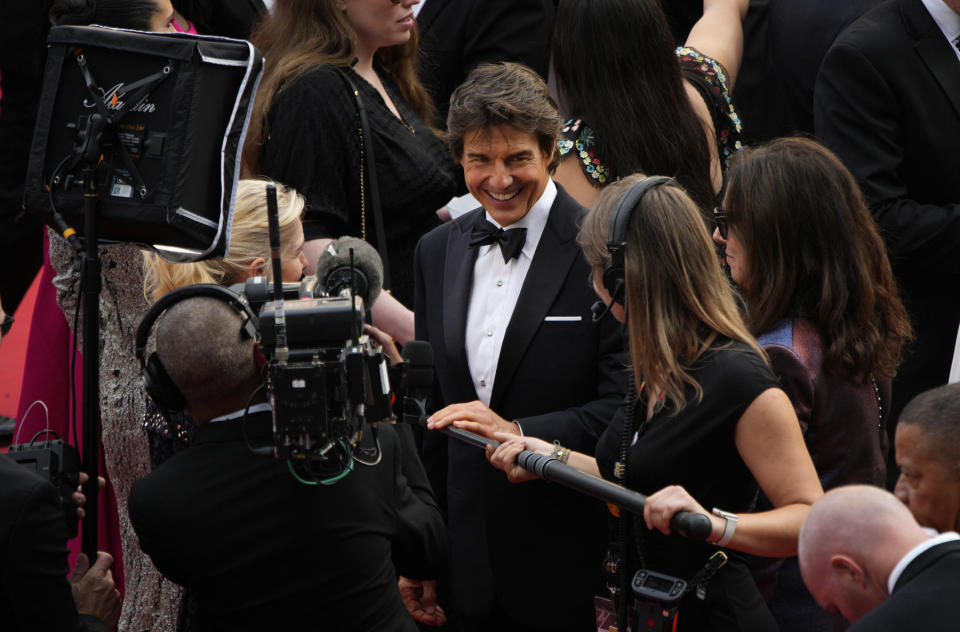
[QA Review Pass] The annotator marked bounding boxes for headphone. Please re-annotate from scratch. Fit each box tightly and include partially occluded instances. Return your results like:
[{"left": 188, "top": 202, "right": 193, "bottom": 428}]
[
  {"left": 602, "top": 175, "right": 677, "bottom": 306},
  {"left": 590, "top": 176, "right": 676, "bottom": 323},
  {"left": 135, "top": 284, "right": 260, "bottom": 412}
]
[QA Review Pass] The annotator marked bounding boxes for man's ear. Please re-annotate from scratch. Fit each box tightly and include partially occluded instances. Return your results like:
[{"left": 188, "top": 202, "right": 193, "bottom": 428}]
[{"left": 831, "top": 554, "right": 867, "bottom": 588}]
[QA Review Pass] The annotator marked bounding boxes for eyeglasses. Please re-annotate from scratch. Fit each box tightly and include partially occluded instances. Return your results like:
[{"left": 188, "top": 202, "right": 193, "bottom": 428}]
[
  {"left": 713, "top": 207, "right": 729, "bottom": 240},
  {"left": 0, "top": 313, "right": 13, "bottom": 337}
]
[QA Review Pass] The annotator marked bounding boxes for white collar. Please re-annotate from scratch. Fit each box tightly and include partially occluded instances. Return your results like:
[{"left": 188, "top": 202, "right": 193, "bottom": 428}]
[
  {"left": 887, "top": 530, "right": 960, "bottom": 593},
  {"left": 207, "top": 402, "right": 272, "bottom": 424},
  {"left": 482, "top": 178, "right": 557, "bottom": 261},
  {"left": 920, "top": 0, "right": 960, "bottom": 44}
]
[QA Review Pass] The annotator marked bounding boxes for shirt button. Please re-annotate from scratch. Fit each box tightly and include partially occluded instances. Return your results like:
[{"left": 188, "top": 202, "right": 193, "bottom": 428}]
[
  {"left": 487, "top": 329, "right": 493, "bottom": 337},
  {"left": 480, "top": 379, "right": 487, "bottom": 387},
  {"left": 496, "top": 280, "right": 503, "bottom": 287}
]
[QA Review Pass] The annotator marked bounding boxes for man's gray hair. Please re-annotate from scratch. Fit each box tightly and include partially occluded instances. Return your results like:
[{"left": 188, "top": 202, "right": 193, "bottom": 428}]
[{"left": 156, "top": 296, "right": 258, "bottom": 405}]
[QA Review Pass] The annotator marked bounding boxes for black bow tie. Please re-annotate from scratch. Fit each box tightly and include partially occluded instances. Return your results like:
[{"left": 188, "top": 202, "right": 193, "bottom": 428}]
[{"left": 469, "top": 217, "right": 527, "bottom": 263}]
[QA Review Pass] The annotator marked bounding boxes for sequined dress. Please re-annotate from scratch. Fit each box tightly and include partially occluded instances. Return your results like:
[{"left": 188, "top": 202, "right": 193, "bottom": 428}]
[
  {"left": 49, "top": 234, "right": 181, "bottom": 632},
  {"left": 557, "top": 46, "right": 743, "bottom": 188}
]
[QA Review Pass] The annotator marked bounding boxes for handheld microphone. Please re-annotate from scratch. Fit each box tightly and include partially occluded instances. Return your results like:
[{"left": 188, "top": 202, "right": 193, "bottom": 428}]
[{"left": 314, "top": 237, "right": 384, "bottom": 308}]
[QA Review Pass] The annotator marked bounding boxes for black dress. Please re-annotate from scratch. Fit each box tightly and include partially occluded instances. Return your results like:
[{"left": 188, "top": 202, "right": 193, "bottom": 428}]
[
  {"left": 595, "top": 340, "right": 780, "bottom": 631},
  {"left": 259, "top": 64, "right": 459, "bottom": 305}
]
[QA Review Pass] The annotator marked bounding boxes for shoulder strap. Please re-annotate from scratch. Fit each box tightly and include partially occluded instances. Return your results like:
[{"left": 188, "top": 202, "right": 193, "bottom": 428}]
[{"left": 333, "top": 65, "right": 392, "bottom": 290}]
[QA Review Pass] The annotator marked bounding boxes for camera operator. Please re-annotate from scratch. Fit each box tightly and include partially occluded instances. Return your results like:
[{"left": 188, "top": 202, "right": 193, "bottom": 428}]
[
  {"left": 0, "top": 455, "right": 121, "bottom": 631},
  {"left": 128, "top": 295, "right": 448, "bottom": 631}
]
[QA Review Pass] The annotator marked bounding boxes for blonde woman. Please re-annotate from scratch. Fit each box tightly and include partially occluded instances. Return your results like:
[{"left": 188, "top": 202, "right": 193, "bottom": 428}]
[
  {"left": 143, "top": 179, "right": 307, "bottom": 301},
  {"left": 483, "top": 174, "right": 823, "bottom": 631}
]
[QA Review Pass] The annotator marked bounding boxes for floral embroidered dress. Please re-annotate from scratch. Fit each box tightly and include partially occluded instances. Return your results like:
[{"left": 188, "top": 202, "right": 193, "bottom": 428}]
[{"left": 558, "top": 46, "right": 743, "bottom": 188}]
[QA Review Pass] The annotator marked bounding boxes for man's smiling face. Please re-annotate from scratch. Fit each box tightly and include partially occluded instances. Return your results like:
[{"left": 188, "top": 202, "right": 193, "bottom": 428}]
[{"left": 460, "top": 124, "right": 552, "bottom": 227}]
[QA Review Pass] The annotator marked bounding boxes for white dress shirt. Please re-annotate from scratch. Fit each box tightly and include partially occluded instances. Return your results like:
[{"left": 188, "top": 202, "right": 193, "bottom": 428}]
[
  {"left": 887, "top": 530, "right": 960, "bottom": 593},
  {"left": 920, "top": 0, "right": 960, "bottom": 61},
  {"left": 465, "top": 179, "right": 557, "bottom": 406},
  {"left": 413, "top": 0, "right": 427, "bottom": 18}
]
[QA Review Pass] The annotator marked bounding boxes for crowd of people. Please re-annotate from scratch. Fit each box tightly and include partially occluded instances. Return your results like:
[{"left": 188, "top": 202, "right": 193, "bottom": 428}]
[{"left": 1, "top": 0, "right": 959, "bottom": 631}]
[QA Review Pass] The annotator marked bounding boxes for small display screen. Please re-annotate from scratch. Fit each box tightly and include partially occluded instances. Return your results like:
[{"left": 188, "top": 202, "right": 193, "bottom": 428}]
[{"left": 642, "top": 574, "right": 676, "bottom": 593}]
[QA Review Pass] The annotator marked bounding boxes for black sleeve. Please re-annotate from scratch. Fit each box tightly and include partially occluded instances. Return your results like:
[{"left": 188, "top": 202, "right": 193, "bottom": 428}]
[
  {"left": 413, "top": 234, "right": 448, "bottom": 515},
  {"left": 259, "top": 68, "right": 360, "bottom": 241},
  {"left": 383, "top": 424, "right": 449, "bottom": 580},
  {"left": 3, "top": 475, "right": 91, "bottom": 631},
  {"left": 815, "top": 41, "right": 960, "bottom": 275}
]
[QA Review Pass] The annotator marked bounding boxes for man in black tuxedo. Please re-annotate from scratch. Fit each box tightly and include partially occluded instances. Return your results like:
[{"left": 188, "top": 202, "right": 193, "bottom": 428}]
[
  {"left": 128, "top": 296, "right": 448, "bottom": 631},
  {"left": 814, "top": 0, "right": 960, "bottom": 487},
  {"left": 416, "top": 0, "right": 556, "bottom": 127},
  {"left": 415, "top": 63, "right": 627, "bottom": 631},
  {"left": 799, "top": 485, "right": 960, "bottom": 631}
]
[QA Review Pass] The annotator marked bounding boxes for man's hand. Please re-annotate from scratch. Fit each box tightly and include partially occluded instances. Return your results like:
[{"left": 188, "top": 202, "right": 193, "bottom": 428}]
[
  {"left": 398, "top": 577, "right": 447, "bottom": 626},
  {"left": 72, "top": 472, "right": 106, "bottom": 521},
  {"left": 426, "top": 401, "right": 520, "bottom": 440},
  {"left": 70, "top": 552, "right": 121, "bottom": 629}
]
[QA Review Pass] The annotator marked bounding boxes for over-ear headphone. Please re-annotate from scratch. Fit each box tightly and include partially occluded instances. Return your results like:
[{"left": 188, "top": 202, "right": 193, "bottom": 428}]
[
  {"left": 135, "top": 284, "right": 260, "bottom": 412},
  {"left": 601, "top": 175, "right": 677, "bottom": 307}
]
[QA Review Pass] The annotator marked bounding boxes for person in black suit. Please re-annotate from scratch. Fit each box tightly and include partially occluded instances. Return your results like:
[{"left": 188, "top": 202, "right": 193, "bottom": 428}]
[
  {"left": 814, "top": 0, "right": 960, "bottom": 488},
  {"left": 0, "top": 455, "right": 120, "bottom": 631},
  {"left": 416, "top": 0, "right": 556, "bottom": 127},
  {"left": 415, "top": 62, "right": 627, "bottom": 631},
  {"left": 128, "top": 295, "right": 448, "bottom": 631},
  {"left": 799, "top": 485, "right": 960, "bottom": 631}
]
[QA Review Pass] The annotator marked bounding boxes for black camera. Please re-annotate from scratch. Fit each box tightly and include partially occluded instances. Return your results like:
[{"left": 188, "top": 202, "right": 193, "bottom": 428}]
[
  {"left": 240, "top": 236, "right": 394, "bottom": 481},
  {"left": 8, "top": 439, "right": 82, "bottom": 538}
]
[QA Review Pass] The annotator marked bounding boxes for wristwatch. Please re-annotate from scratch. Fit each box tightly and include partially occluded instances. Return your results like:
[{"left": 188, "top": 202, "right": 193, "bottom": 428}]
[{"left": 711, "top": 507, "right": 739, "bottom": 547}]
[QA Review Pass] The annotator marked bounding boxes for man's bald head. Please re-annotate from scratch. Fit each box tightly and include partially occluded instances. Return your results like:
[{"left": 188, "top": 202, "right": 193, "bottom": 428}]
[
  {"left": 799, "top": 485, "right": 928, "bottom": 623},
  {"left": 156, "top": 296, "right": 260, "bottom": 416}
]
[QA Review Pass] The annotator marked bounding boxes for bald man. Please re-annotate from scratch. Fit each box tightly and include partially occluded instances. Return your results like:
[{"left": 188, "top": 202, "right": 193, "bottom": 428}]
[
  {"left": 798, "top": 485, "right": 960, "bottom": 631},
  {"left": 894, "top": 383, "right": 960, "bottom": 533}
]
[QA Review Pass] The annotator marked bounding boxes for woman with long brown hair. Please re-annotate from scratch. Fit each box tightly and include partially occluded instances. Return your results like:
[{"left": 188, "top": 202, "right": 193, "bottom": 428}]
[
  {"left": 714, "top": 137, "right": 912, "bottom": 632},
  {"left": 243, "top": 0, "right": 459, "bottom": 343},
  {"left": 481, "top": 174, "right": 823, "bottom": 631}
]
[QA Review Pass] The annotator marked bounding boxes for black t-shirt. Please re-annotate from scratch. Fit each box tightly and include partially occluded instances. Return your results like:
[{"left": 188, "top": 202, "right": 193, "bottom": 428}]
[
  {"left": 595, "top": 339, "right": 781, "bottom": 630},
  {"left": 260, "top": 64, "right": 459, "bottom": 304}
]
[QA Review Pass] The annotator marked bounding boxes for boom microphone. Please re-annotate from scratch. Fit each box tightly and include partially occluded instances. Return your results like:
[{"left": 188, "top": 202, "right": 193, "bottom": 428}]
[{"left": 314, "top": 237, "right": 383, "bottom": 307}]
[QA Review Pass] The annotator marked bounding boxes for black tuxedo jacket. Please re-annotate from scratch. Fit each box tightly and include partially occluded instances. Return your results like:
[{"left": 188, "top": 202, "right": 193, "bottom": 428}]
[
  {"left": 414, "top": 185, "right": 627, "bottom": 628},
  {"left": 814, "top": 0, "right": 960, "bottom": 422},
  {"left": 0, "top": 455, "right": 107, "bottom": 632},
  {"left": 128, "top": 412, "right": 447, "bottom": 632},
  {"left": 416, "top": 0, "right": 555, "bottom": 126},
  {"left": 850, "top": 539, "right": 960, "bottom": 631}
]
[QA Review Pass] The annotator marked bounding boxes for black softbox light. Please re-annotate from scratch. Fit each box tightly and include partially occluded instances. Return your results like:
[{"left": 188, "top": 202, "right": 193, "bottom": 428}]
[{"left": 24, "top": 25, "right": 264, "bottom": 261}]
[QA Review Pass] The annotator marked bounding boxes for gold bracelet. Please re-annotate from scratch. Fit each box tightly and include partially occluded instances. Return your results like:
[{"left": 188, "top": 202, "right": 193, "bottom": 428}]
[{"left": 551, "top": 440, "right": 571, "bottom": 464}]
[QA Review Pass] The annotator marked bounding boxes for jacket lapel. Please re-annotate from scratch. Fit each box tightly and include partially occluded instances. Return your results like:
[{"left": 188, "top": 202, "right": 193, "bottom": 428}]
[
  {"left": 443, "top": 211, "right": 481, "bottom": 402},
  {"left": 489, "top": 187, "right": 582, "bottom": 410},
  {"left": 903, "top": 0, "right": 960, "bottom": 119}
]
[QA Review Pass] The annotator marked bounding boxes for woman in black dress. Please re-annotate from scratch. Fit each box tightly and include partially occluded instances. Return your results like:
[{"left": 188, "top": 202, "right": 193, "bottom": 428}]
[
  {"left": 487, "top": 174, "right": 823, "bottom": 631},
  {"left": 243, "top": 0, "right": 459, "bottom": 343}
]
